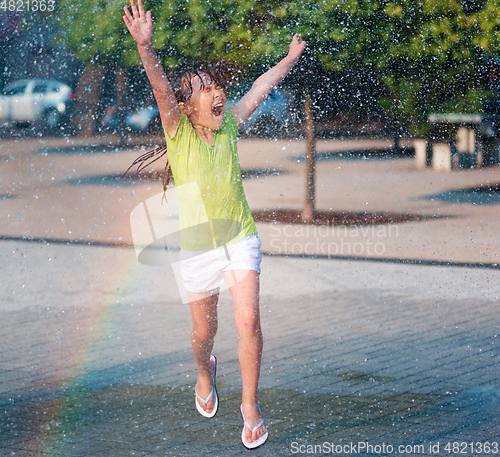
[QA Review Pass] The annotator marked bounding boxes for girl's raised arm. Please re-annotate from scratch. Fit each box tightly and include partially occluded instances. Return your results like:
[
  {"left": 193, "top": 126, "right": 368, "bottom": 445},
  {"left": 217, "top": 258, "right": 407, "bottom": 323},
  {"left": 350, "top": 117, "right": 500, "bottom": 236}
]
[
  {"left": 123, "top": 0, "right": 180, "bottom": 137},
  {"left": 229, "top": 34, "right": 306, "bottom": 128}
]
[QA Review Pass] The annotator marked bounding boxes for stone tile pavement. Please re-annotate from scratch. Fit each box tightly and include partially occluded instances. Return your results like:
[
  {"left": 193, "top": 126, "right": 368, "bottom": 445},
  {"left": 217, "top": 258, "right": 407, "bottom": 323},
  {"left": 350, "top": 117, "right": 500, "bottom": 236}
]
[{"left": 0, "top": 135, "right": 499, "bottom": 456}]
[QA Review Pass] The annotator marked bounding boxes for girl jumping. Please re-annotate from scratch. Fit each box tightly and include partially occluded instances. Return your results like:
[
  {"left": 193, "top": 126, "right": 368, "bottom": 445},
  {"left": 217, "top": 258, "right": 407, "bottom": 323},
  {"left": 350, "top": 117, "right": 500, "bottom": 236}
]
[{"left": 123, "top": 0, "right": 306, "bottom": 448}]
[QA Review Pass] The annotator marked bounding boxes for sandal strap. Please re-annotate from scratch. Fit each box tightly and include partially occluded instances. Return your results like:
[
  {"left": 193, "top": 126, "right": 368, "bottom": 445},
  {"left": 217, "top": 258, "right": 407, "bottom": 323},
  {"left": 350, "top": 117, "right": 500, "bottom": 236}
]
[
  {"left": 244, "top": 418, "right": 265, "bottom": 433},
  {"left": 195, "top": 384, "right": 214, "bottom": 405}
]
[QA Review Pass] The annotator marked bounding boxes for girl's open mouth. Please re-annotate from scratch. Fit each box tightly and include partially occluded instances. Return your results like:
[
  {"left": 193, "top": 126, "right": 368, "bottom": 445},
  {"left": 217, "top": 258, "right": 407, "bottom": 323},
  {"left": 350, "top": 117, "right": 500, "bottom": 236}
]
[{"left": 212, "top": 102, "right": 224, "bottom": 117}]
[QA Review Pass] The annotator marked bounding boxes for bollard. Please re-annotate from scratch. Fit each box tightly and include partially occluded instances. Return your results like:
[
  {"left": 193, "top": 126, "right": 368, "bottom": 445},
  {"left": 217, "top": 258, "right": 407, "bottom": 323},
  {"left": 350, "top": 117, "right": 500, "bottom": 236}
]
[
  {"left": 432, "top": 143, "right": 453, "bottom": 172},
  {"left": 414, "top": 139, "right": 428, "bottom": 168},
  {"left": 456, "top": 127, "right": 477, "bottom": 168},
  {"left": 456, "top": 127, "right": 475, "bottom": 153}
]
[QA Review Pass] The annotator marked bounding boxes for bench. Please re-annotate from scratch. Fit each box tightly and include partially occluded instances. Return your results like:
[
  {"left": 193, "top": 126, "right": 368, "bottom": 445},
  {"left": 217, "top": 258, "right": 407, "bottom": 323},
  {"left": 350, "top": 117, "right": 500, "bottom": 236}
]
[{"left": 414, "top": 114, "right": 499, "bottom": 171}]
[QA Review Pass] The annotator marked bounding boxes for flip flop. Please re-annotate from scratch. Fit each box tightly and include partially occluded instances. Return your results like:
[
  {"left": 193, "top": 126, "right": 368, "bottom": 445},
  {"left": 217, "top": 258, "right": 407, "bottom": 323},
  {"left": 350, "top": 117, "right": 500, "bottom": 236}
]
[
  {"left": 240, "top": 404, "right": 268, "bottom": 449},
  {"left": 195, "top": 354, "right": 218, "bottom": 418}
]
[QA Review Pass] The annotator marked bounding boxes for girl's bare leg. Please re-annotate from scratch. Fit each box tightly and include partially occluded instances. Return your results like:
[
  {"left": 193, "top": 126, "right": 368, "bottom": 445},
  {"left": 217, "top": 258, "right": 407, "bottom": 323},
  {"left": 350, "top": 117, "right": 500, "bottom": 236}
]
[
  {"left": 225, "top": 270, "right": 266, "bottom": 444},
  {"left": 188, "top": 289, "right": 219, "bottom": 415}
]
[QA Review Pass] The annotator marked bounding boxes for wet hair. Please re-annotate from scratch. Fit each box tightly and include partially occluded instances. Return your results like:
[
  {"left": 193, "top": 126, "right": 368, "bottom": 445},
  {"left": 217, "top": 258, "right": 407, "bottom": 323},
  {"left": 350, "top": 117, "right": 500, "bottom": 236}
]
[
  {"left": 124, "top": 144, "right": 173, "bottom": 196},
  {"left": 124, "top": 68, "right": 224, "bottom": 195},
  {"left": 171, "top": 67, "right": 225, "bottom": 104}
]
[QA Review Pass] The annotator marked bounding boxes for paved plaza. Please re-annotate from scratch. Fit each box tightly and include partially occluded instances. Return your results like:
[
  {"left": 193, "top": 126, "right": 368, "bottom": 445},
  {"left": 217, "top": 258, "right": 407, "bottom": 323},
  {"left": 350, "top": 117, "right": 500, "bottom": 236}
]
[{"left": 0, "top": 134, "right": 499, "bottom": 456}]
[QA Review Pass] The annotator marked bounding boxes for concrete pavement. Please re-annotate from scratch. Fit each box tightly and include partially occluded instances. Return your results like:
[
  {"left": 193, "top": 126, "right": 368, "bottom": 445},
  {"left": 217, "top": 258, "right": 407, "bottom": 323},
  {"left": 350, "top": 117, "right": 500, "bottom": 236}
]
[{"left": 0, "top": 134, "right": 499, "bottom": 456}]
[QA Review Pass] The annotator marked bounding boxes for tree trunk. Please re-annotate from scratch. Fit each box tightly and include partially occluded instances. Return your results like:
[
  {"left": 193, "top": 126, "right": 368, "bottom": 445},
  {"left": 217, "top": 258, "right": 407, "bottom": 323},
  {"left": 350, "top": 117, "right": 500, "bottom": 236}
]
[
  {"left": 73, "top": 64, "right": 106, "bottom": 137},
  {"left": 393, "top": 132, "right": 400, "bottom": 152},
  {"left": 115, "top": 66, "right": 127, "bottom": 144},
  {"left": 392, "top": 87, "right": 401, "bottom": 152},
  {"left": 301, "top": 90, "right": 316, "bottom": 223}
]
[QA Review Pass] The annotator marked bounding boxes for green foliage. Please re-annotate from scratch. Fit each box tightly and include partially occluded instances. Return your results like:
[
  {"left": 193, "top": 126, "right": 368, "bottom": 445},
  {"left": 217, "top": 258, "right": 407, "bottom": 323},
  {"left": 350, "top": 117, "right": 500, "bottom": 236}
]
[
  {"left": 474, "top": 0, "right": 500, "bottom": 50},
  {"left": 54, "top": 0, "right": 129, "bottom": 65},
  {"left": 54, "top": 0, "right": 500, "bottom": 134},
  {"left": 54, "top": 0, "right": 299, "bottom": 68},
  {"left": 309, "top": 0, "right": 493, "bottom": 135}
]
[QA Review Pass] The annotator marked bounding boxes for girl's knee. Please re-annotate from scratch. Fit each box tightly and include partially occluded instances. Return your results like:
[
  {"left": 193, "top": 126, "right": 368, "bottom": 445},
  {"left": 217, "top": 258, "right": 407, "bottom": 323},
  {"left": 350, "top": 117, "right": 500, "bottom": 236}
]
[
  {"left": 236, "top": 311, "right": 261, "bottom": 336},
  {"left": 191, "top": 324, "right": 218, "bottom": 344}
]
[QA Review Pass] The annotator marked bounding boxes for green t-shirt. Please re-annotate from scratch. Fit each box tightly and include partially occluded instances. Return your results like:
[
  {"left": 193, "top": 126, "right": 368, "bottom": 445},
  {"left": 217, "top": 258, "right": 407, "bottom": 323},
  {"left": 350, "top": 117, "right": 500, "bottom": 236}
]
[{"left": 164, "top": 111, "right": 257, "bottom": 250}]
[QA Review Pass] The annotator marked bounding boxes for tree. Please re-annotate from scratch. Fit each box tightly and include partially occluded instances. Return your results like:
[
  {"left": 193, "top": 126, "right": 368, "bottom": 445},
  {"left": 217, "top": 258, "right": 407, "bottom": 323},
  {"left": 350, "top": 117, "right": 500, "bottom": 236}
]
[
  {"left": 312, "top": 0, "right": 492, "bottom": 136},
  {"left": 55, "top": 0, "right": 142, "bottom": 135},
  {"left": 54, "top": 0, "right": 500, "bottom": 215},
  {"left": 292, "top": 0, "right": 497, "bottom": 216}
]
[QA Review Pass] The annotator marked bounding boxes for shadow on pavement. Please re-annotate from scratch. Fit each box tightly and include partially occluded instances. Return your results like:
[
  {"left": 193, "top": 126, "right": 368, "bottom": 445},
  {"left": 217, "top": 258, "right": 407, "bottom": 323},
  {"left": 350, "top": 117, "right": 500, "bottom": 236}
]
[
  {"left": 3, "top": 370, "right": 496, "bottom": 456},
  {"left": 252, "top": 209, "right": 449, "bottom": 226},
  {"left": 421, "top": 183, "right": 500, "bottom": 206},
  {"left": 292, "top": 147, "right": 414, "bottom": 162},
  {"left": 64, "top": 168, "right": 285, "bottom": 187}
]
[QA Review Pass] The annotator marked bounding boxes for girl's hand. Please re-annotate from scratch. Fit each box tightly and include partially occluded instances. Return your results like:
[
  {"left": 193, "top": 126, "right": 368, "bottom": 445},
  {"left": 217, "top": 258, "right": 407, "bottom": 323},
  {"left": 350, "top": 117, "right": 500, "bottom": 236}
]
[
  {"left": 123, "top": 0, "right": 153, "bottom": 47},
  {"left": 287, "top": 33, "right": 307, "bottom": 62}
]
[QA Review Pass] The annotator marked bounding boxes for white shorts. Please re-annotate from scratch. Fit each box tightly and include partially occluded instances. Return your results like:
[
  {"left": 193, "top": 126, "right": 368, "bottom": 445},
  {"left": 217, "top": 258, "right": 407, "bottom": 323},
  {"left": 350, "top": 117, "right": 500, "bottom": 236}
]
[{"left": 179, "top": 234, "right": 262, "bottom": 293}]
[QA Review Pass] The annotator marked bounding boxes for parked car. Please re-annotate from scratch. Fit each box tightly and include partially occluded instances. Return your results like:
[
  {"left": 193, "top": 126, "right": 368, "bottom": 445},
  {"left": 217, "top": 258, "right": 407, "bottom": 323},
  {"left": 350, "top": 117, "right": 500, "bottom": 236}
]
[
  {"left": 0, "top": 79, "right": 76, "bottom": 131},
  {"left": 124, "top": 105, "right": 161, "bottom": 134},
  {"left": 124, "top": 88, "right": 295, "bottom": 136},
  {"left": 227, "top": 88, "right": 296, "bottom": 136}
]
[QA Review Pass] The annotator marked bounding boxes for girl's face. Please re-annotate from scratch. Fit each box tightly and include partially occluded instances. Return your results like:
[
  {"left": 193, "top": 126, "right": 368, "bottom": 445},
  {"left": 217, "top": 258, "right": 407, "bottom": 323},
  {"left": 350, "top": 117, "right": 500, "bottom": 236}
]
[{"left": 180, "top": 73, "right": 226, "bottom": 131}]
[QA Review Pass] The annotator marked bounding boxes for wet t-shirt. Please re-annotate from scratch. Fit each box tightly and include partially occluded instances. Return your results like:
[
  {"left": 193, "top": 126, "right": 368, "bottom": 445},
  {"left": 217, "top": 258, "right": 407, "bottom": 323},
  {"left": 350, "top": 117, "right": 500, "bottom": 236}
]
[{"left": 164, "top": 112, "right": 257, "bottom": 250}]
